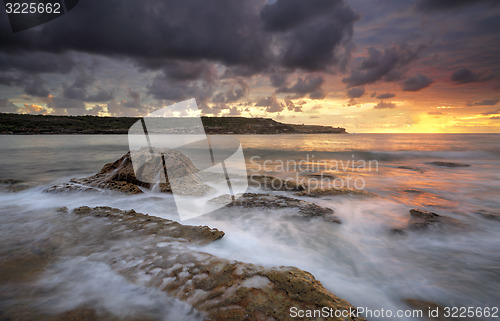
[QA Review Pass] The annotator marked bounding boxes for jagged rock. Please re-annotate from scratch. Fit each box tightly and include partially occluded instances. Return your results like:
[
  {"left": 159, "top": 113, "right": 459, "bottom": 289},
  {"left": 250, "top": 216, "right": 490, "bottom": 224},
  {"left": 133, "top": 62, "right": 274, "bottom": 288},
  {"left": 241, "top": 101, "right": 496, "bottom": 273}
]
[
  {"left": 408, "top": 209, "right": 441, "bottom": 230},
  {"left": 295, "top": 187, "right": 376, "bottom": 198},
  {"left": 69, "top": 206, "right": 362, "bottom": 321},
  {"left": 211, "top": 193, "right": 340, "bottom": 223},
  {"left": 248, "top": 175, "right": 307, "bottom": 191},
  {"left": 425, "top": 161, "right": 470, "bottom": 168},
  {"left": 46, "top": 148, "right": 210, "bottom": 195},
  {"left": 0, "top": 179, "right": 31, "bottom": 192}
]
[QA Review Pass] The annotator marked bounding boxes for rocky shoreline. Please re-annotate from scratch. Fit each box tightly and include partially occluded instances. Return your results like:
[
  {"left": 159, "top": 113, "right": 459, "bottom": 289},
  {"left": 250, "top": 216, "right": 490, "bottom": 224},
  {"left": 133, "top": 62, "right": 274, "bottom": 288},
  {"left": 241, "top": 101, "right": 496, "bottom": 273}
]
[
  {"left": 0, "top": 150, "right": 366, "bottom": 321},
  {"left": 3, "top": 148, "right": 479, "bottom": 321}
]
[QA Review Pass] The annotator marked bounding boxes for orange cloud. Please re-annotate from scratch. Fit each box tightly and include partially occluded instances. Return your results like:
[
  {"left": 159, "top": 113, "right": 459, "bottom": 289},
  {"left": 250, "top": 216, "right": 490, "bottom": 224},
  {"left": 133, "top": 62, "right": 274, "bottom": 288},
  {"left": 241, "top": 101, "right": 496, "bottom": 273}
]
[{"left": 18, "top": 104, "right": 49, "bottom": 115}]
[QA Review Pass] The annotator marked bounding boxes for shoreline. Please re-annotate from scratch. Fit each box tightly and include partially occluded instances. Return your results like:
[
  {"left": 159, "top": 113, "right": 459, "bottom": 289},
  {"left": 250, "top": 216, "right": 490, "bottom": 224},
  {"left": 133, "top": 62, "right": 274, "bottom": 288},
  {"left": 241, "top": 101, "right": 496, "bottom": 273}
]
[{"left": 0, "top": 113, "right": 347, "bottom": 135}]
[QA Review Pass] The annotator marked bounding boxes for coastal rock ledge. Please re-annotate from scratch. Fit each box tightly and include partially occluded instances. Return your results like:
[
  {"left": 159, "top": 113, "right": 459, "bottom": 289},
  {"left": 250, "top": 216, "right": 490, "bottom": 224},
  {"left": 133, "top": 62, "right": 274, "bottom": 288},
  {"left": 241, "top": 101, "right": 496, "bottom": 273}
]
[{"left": 69, "top": 206, "right": 365, "bottom": 321}]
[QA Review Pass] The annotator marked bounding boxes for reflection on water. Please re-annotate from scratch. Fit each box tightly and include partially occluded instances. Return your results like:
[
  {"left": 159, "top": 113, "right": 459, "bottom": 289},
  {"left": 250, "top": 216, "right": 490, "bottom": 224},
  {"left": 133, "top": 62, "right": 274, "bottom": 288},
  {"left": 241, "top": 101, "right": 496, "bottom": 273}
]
[{"left": 1, "top": 134, "right": 500, "bottom": 320}]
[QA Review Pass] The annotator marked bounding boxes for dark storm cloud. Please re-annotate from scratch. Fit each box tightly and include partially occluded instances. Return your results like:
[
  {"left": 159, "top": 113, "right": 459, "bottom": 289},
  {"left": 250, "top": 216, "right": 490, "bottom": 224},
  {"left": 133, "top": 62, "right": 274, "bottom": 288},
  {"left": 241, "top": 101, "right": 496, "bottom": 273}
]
[
  {"left": 261, "top": 0, "right": 340, "bottom": 32},
  {"left": 277, "top": 75, "right": 325, "bottom": 99},
  {"left": 0, "top": 98, "right": 18, "bottom": 113},
  {"left": 0, "top": 72, "right": 50, "bottom": 97},
  {"left": 376, "top": 92, "right": 396, "bottom": 99},
  {"left": 0, "top": 0, "right": 356, "bottom": 73},
  {"left": 343, "top": 45, "right": 421, "bottom": 87},
  {"left": 62, "top": 72, "right": 114, "bottom": 102},
  {"left": 374, "top": 101, "right": 396, "bottom": 109},
  {"left": 0, "top": 52, "right": 74, "bottom": 74},
  {"left": 402, "top": 74, "right": 433, "bottom": 92},
  {"left": 416, "top": 0, "right": 499, "bottom": 11},
  {"left": 106, "top": 90, "right": 145, "bottom": 116},
  {"left": 140, "top": 60, "right": 217, "bottom": 82},
  {"left": 270, "top": 73, "right": 288, "bottom": 87},
  {"left": 212, "top": 79, "right": 249, "bottom": 104},
  {"left": 24, "top": 76, "right": 50, "bottom": 97},
  {"left": 450, "top": 67, "right": 491, "bottom": 84},
  {"left": 260, "top": 0, "right": 358, "bottom": 70},
  {"left": 47, "top": 97, "right": 86, "bottom": 113},
  {"left": 468, "top": 99, "right": 499, "bottom": 106},
  {"left": 346, "top": 87, "right": 365, "bottom": 99},
  {"left": 255, "top": 95, "right": 284, "bottom": 113},
  {"left": 147, "top": 70, "right": 214, "bottom": 106}
]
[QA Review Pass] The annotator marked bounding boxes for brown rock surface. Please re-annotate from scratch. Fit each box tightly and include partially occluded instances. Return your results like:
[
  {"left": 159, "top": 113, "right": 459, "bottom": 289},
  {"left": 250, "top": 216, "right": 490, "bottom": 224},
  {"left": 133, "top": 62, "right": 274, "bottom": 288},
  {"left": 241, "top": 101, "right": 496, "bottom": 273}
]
[
  {"left": 210, "top": 193, "right": 341, "bottom": 223},
  {"left": 70, "top": 206, "right": 362, "bottom": 321},
  {"left": 46, "top": 148, "right": 207, "bottom": 195},
  {"left": 391, "top": 208, "right": 461, "bottom": 235}
]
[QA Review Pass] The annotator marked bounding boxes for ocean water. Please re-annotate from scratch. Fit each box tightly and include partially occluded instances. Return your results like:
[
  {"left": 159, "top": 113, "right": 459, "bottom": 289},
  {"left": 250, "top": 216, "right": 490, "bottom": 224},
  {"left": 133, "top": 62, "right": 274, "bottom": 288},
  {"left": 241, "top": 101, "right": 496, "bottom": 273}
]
[{"left": 1, "top": 134, "right": 499, "bottom": 320}]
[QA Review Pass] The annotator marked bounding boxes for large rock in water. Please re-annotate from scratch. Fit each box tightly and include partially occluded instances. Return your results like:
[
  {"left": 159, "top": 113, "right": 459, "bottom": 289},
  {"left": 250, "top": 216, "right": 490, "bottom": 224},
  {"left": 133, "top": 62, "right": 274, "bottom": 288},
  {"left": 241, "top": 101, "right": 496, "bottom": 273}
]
[
  {"left": 210, "top": 192, "right": 341, "bottom": 223},
  {"left": 47, "top": 148, "right": 208, "bottom": 195},
  {"left": 70, "top": 207, "right": 364, "bottom": 321}
]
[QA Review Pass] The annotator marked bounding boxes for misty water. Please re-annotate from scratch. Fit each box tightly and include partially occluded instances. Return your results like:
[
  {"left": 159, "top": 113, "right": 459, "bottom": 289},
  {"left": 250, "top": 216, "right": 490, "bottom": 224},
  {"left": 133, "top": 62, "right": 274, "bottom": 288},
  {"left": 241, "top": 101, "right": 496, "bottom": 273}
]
[{"left": 1, "top": 134, "right": 500, "bottom": 320}]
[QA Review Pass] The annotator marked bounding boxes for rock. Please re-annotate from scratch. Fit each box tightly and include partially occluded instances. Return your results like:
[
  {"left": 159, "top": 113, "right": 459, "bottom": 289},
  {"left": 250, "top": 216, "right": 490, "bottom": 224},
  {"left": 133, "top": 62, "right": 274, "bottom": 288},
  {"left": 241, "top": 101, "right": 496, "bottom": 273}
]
[
  {"left": 408, "top": 209, "right": 441, "bottom": 230},
  {"left": 69, "top": 206, "right": 363, "bottom": 321},
  {"left": 306, "top": 173, "right": 336, "bottom": 179},
  {"left": 47, "top": 148, "right": 210, "bottom": 195},
  {"left": 248, "top": 175, "right": 307, "bottom": 191},
  {"left": 403, "top": 189, "right": 424, "bottom": 194},
  {"left": 391, "top": 209, "right": 460, "bottom": 234},
  {"left": 295, "top": 187, "right": 376, "bottom": 198},
  {"left": 211, "top": 193, "right": 341, "bottom": 223},
  {"left": 0, "top": 179, "right": 31, "bottom": 192},
  {"left": 476, "top": 209, "right": 500, "bottom": 221},
  {"left": 72, "top": 206, "right": 225, "bottom": 244},
  {"left": 398, "top": 166, "right": 425, "bottom": 173},
  {"left": 425, "top": 161, "right": 470, "bottom": 168}
]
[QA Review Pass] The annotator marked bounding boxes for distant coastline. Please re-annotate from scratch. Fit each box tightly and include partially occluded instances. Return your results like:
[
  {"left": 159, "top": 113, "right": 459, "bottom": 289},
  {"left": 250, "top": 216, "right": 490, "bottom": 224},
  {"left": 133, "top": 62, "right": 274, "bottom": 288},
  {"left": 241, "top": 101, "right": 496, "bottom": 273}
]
[{"left": 0, "top": 113, "right": 347, "bottom": 135}]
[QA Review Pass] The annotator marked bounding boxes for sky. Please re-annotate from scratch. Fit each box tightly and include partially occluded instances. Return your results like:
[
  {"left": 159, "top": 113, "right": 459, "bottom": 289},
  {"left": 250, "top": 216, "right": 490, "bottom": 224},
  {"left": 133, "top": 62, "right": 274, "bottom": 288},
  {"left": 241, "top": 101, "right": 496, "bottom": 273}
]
[{"left": 0, "top": 0, "right": 499, "bottom": 133}]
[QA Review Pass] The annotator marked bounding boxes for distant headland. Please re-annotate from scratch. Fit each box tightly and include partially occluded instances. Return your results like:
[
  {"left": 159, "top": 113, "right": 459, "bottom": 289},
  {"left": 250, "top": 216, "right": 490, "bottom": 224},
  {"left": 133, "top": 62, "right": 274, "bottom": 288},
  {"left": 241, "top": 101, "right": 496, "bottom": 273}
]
[{"left": 0, "top": 113, "right": 347, "bottom": 135}]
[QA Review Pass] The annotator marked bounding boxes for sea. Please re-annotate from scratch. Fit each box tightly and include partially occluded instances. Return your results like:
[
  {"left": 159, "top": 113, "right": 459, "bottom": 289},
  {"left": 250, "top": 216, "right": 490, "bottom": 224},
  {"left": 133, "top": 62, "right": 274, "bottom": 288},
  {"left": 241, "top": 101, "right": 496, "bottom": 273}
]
[{"left": 1, "top": 134, "right": 499, "bottom": 320}]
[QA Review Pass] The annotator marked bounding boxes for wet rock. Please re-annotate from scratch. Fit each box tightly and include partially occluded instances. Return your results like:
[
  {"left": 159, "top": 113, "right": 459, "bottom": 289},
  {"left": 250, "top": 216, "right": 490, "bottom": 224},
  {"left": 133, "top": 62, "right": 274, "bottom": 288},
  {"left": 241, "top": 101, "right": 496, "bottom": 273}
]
[
  {"left": 295, "top": 187, "right": 376, "bottom": 198},
  {"left": 70, "top": 206, "right": 362, "bottom": 321},
  {"left": 248, "top": 175, "right": 307, "bottom": 191},
  {"left": 73, "top": 206, "right": 224, "bottom": 244},
  {"left": 211, "top": 193, "right": 340, "bottom": 223},
  {"left": 47, "top": 148, "right": 209, "bottom": 195},
  {"left": 408, "top": 209, "right": 441, "bottom": 230},
  {"left": 425, "top": 161, "right": 470, "bottom": 168},
  {"left": 306, "top": 173, "right": 337, "bottom": 179},
  {"left": 398, "top": 166, "right": 425, "bottom": 173},
  {"left": 476, "top": 209, "right": 500, "bottom": 221},
  {"left": 391, "top": 209, "right": 460, "bottom": 234},
  {"left": 0, "top": 179, "right": 31, "bottom": 192}
]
